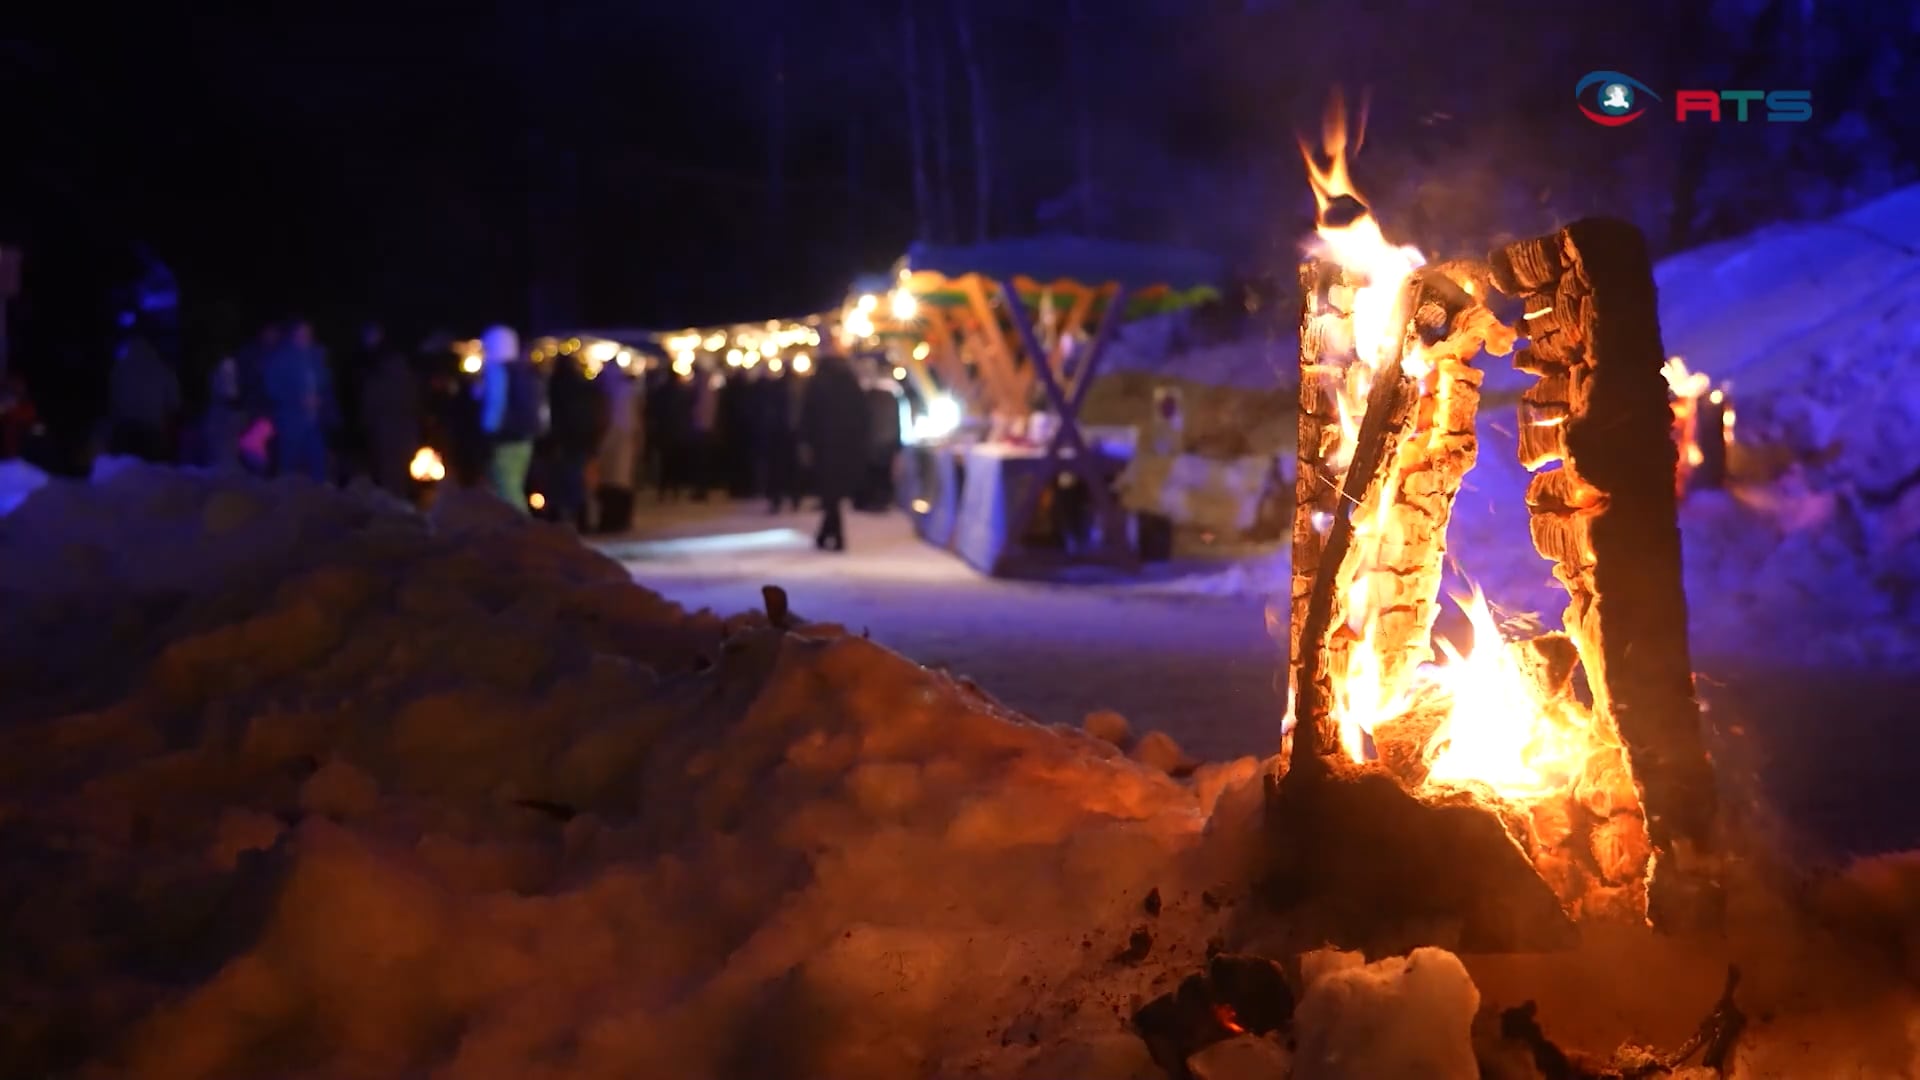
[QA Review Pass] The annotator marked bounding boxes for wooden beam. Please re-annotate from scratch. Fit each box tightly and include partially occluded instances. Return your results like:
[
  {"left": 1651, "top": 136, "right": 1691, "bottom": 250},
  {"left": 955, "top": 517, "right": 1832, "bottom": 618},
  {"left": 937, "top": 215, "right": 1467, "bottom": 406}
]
[
  {"left": 960, "top": 274, "right": 1024, "bottom": 417},
  {"left": 997, "top": 276, "right": 1128, "bottom": 561},
  {"left": 1051, "top": 283, "right": 1099, "bottom": 400},
  {"left": 1289, "top": 278, "right": 1423, "bottom": 774},
  {"left": 922, "top": 307, "right": 983, "bottom": 416},
  {"left": 1491, "top": 219, "right": 1720, "bottom": 931},
  {"left": 1057, "top": 283, "right": 1127, "bottom": 432}
]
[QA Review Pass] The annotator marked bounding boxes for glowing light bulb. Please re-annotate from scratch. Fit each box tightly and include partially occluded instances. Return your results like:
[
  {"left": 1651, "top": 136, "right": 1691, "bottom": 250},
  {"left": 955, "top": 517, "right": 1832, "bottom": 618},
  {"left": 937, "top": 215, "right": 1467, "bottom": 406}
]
[
  {"left": 793, "top": 353, "right": 812, "bottom": 374},
  {"left": 769, "top": 358, "right": 784, "bottom": 374},
  {"left": 912, "top": 342, "right": 931, "bottom": 361},
  {"left": 408, "top": 446, "right": 446, "bottom": 482},
  {"left": 892, "top": 366, "right": 907, "bottom": 381},
  {"left": 461, "top": 354, "right": 483, "bottom": 373},
  {"left": 890, "top": 288, "right": 918, "bottom": 321},
  {"left": 529, "top": 492, "right": 547, "bottom": 510}
]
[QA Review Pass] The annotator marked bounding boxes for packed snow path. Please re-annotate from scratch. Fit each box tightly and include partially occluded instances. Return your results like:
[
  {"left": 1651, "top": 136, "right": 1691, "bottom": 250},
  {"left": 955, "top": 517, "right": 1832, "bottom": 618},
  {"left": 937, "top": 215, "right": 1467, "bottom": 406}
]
[
  {"left": 599, "top": 502, "right": 1282, "bottom": 764},
  {"left": 602, "top": 496, "right": 1920, "bottom": 861}
]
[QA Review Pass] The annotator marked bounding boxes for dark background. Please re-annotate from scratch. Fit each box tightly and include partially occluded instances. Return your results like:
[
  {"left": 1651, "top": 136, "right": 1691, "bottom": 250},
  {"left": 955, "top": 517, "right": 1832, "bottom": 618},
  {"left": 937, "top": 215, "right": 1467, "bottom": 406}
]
[{"left": 3, "top": 0, "right": 1914, "bottom": 416}]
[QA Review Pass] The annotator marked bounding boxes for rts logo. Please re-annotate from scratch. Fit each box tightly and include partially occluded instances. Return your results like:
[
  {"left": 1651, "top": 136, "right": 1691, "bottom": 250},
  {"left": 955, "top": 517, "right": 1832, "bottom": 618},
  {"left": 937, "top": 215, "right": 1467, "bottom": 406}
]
[
  {"left": 1576, "top": 70, "right": 1813, "bottom": 125},
  {"left": 1576, "top": 71, "right": 1659, "bottom": 126}
]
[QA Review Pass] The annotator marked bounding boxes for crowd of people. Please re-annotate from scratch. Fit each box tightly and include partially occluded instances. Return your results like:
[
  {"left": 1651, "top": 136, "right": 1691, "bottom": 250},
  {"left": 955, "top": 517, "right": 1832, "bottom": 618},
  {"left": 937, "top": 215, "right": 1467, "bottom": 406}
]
[
  {"left": 460, "top": 325, "right": 902, "bottom": 550},
  {"left": 46, "top": 315, "right": 906, "bottom": 550}
]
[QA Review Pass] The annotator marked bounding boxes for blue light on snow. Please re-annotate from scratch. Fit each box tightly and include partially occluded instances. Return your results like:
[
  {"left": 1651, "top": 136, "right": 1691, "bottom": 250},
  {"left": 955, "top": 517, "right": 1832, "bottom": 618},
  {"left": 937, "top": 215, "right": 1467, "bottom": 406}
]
[{"left": 618, "top": 528, "right": 811, "bottom": 559}]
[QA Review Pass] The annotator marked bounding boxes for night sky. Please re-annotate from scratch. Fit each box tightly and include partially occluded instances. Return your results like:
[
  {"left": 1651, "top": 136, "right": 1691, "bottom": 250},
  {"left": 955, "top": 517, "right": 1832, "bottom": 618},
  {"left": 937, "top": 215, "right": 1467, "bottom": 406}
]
[{"left": 5, "top": 1, "right": 1915, "bottom": 404}]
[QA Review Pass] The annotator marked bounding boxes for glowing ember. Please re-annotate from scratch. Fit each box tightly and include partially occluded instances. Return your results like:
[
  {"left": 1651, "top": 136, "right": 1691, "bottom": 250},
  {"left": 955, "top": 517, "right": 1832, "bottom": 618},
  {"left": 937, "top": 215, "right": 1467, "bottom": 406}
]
[{"left": 1211, "top": 1004, "right": 1248, "bottom": 1035}]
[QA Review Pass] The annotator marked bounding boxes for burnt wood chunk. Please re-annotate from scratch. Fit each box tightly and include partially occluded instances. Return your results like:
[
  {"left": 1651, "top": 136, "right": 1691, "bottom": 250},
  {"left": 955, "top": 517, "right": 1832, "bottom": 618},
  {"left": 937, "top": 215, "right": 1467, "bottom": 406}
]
[{"left": 1494, "top": 218, "right": 1720, "bottom": 929}]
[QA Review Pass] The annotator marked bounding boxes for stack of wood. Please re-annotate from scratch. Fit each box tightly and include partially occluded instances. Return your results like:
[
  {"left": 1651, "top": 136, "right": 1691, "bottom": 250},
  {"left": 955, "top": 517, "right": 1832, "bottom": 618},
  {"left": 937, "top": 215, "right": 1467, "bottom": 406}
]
[
  {"left": 1266, "top": 219, "right": 1720, "bottom": 945},
  {"left": 1488, "top": 219, "right": 1721, "bottom": 930}
]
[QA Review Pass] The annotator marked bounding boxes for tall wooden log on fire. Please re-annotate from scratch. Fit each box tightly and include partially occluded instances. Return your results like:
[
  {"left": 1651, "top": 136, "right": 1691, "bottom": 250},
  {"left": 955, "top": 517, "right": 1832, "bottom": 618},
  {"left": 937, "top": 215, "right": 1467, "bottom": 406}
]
[{"left": 1260, "top": 102, "right": 1720, "bottom": 952}]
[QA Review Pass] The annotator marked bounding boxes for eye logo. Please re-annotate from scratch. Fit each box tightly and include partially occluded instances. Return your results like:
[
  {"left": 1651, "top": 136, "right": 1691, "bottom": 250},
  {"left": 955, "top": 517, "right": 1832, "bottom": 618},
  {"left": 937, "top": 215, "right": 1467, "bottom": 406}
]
[{"left": 1576, "top": 71, "right": 1660, "bottom": 126}]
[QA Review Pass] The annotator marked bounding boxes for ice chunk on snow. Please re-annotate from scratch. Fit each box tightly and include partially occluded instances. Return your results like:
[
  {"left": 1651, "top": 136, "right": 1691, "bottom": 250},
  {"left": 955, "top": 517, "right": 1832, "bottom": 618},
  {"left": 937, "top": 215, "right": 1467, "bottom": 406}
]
[{"left": 1292, "top": 946, "right": 1481, "bottom": 1080}]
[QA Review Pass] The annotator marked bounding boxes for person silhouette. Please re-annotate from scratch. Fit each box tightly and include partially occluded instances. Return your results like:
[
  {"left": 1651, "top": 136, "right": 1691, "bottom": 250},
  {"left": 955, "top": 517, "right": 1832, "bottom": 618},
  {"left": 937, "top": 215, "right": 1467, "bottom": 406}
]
[{"left": 1603, "top": 84, "right": 1630, "bottom": 111}]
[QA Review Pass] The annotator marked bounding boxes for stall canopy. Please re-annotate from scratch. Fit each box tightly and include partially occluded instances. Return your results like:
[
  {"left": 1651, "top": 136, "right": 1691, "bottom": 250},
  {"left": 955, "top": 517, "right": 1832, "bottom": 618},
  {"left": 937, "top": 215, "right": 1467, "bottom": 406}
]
[
  {"left": 850, "top": 238, "right": 1225, "bottom": 569},
  {"left": 905, "top": 237, "right": 1222, "bottom": 310}
]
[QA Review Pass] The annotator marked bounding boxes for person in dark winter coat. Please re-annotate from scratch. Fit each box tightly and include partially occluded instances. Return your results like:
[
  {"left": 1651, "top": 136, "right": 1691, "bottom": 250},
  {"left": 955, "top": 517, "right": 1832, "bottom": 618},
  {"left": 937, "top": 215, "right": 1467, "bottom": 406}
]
[
  {"left": 857, "top": 379, "right": 903, "bottom": 511},
  {"left": 359, "top": 329, "right": 422, "bottom": 498},
  {"left": 799, "top": 351, "right": 871, "bottom": 551},
  {"left": 545, "top": 353, "right": 604, "bottom": 529},
  {"left": 756, "top": 368, "right": 801, "bottom": 513},
  {"left": 202, "top": 356, "right": 248, "bottom": 470},
  {"left": 107, "top": 330, "right": 181, "bottom": 462},
  {"left": 260, "top": 319, "right": 337, "bottom": 481},
  {"left": 644, "top": 368, "right": 687, "bottom": 501}
]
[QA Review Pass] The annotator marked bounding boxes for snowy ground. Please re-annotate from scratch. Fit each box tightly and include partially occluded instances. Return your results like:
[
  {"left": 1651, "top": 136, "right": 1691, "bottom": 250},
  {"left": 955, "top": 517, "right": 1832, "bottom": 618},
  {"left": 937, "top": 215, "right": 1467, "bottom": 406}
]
[
  {"left": 3, "top": 469, "right": 1920, "bottom": 1077},
  {"left": 604, "top": 488, "right": 1920, "bottom": 865},
  {"left": 601, "top": 501, "right": 1282, "bottom": 764}
]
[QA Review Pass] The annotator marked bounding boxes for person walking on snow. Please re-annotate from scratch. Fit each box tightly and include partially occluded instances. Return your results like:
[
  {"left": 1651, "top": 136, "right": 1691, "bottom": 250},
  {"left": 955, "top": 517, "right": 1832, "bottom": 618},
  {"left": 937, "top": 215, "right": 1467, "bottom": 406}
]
[
  {"left": 475, "top": 325, "right": 543, "bottom": 513},
  {"left": 799, "top": 349, "right": 871, "bottom": 552},
  {"left": 260, "top": 318, "right": 338, "bottom": 481}
]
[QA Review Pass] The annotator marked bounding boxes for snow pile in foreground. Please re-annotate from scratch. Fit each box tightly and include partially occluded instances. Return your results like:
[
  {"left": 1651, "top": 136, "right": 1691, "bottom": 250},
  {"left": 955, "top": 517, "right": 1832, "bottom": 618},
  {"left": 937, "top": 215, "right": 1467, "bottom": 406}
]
[
  {"left": 5, "top": 468, "right": 1920, "bottom": 1078},
  {"left": 0, "top": 467, "right": 1262, "bottom": 1079}
]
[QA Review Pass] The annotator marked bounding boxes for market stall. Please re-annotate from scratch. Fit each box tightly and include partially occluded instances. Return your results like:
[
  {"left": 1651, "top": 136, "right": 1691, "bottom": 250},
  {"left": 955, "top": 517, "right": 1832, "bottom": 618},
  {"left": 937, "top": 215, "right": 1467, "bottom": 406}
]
[{"left": 845, "top": 239, "right": 1222, "bottom": 577}]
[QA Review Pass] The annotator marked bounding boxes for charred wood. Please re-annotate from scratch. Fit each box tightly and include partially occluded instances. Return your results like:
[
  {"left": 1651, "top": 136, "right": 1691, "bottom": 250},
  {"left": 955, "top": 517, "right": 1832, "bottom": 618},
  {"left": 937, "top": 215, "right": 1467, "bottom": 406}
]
[{"left": 1491, "top": 218, "right": 1721, "bottom": 931}]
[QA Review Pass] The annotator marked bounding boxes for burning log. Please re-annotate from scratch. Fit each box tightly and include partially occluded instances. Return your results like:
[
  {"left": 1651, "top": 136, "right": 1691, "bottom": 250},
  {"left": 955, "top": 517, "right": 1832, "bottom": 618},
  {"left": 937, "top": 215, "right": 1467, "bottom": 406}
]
[
  {"left": 1490, "top": 220, "right": 1722, "bottom": 930},
  {"left": 1289, "top": 258, "right": 1358, "bottom": 737},
  {"left": 1663, "top": 357, "right": 1732, "bottom": 495},
  {"left": 1289, "top": 269, "right": 1422, "bottom": 767},
  {"left": 1289, "top": 267, "right": 1514, "bottom": 772}
]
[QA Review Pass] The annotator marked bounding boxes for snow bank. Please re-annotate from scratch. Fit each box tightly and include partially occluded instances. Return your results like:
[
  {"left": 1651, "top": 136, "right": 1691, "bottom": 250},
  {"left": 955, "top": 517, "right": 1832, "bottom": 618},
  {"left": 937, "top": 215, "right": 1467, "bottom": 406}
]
[
  {"left": 0, "top": 466, "right": 1261, "bottom": 1079},
  {"left": 0, "top": 457, "right": 46, "bottom": 516},
  {"left": 5, "top": 466, "right": 1919, "bottom": 1077}
]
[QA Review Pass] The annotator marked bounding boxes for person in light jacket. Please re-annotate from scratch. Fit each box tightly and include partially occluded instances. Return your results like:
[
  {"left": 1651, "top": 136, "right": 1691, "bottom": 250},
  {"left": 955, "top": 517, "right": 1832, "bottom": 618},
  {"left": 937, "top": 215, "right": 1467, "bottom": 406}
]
[
  {"left": 594, "top": 364, "right": 641, "bottom": 532},
  {"left": 475, "top": 325, "right": 544, "bottom": 512}
]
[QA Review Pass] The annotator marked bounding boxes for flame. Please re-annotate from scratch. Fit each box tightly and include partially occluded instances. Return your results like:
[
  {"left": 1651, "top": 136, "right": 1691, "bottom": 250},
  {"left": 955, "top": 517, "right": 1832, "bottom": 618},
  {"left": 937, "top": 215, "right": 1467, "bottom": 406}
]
[
  {"left": 408, "top": 446, "right": 445, "bottom": 483},
  {"left": 1298, "top": 90, "right": 1430, "bottom": 758},
  {"left": 1212, "top": 1004, "right": 1248, "bottom": 1035},
  {"left": 1299, "top": 90, "right": 1426, "bottom": 373},
  {"left": 1419, "top": 588, "right": 1596, "bottom": 797},
  {"left": 1662, "top": 356, "right": 1710, "bottom": 401},
  {"left": 1294, "top": 93, "right": 1621, "bottom": 812}
]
